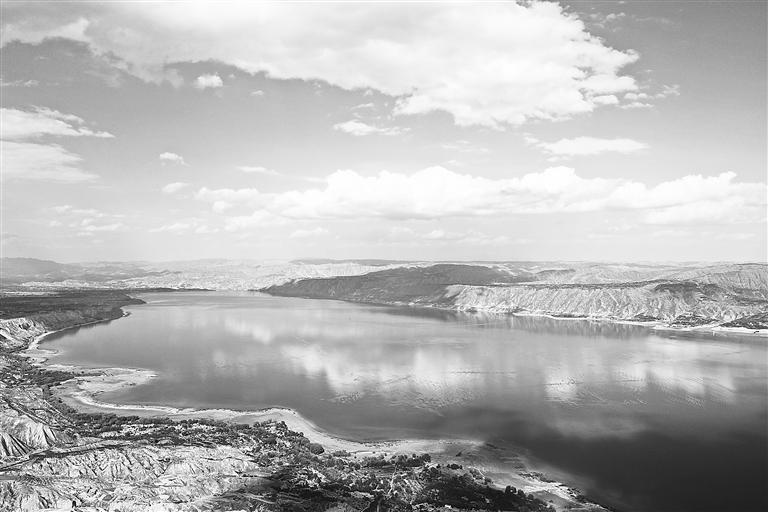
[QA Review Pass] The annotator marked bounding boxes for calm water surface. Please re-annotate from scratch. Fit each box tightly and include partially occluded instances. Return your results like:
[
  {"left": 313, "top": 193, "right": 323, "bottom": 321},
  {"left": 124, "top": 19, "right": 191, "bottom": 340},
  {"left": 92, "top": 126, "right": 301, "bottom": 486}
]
[{"left": 44, "top": 292, "right": 768, "bottom": 512}]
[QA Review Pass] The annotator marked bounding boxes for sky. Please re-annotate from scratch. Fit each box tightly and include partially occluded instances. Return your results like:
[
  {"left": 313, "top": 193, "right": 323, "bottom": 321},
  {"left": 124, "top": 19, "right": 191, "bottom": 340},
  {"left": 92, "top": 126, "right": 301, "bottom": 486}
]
[{"left": 0, "top": 1, "right": 765, "bottom": 263}]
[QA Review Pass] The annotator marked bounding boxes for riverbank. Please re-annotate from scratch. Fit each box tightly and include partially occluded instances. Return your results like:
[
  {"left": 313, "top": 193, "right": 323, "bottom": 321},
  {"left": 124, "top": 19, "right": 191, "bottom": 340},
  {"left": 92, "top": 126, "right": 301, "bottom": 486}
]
[{"left": 0, "top": 292, "right": 606, "bottom": 511}]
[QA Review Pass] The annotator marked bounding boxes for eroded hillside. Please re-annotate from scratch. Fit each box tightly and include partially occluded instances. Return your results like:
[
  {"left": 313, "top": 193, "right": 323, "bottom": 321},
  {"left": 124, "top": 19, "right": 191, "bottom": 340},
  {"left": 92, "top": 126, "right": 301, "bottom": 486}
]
[{"left": 264, "top": 263, "right": 768, "bottom": 328}]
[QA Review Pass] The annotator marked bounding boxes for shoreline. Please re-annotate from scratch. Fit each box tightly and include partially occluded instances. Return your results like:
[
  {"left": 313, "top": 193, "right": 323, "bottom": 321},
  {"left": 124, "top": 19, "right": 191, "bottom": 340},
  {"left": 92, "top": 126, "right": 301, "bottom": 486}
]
[
  {"left": 258, "top": 289, "right": 767, "bottom": 338},
  {"left": 23, "top": 314, "right": 603, "bottom": 510}
]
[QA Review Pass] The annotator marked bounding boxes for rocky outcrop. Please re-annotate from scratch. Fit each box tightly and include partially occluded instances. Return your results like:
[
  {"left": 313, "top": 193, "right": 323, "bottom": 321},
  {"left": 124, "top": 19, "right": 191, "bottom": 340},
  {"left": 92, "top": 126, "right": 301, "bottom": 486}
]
[
  {"left": 445, "top": 281, "right": 765, "bottom": 322},
  {"left": 1, "top": 444, "right": 265, "bottom": 511},
  {"left": 0, "top": 307, "right": 125, "bottom": 351},
  {"left": 0, "top": 403, "right": 70, "bottom": 458}
]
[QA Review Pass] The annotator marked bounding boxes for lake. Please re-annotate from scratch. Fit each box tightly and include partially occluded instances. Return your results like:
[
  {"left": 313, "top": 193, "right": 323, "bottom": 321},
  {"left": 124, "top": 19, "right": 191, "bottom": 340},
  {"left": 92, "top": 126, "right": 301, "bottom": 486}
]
[{"left": 43, "top": 292, "right": 768, "bottom": 512}]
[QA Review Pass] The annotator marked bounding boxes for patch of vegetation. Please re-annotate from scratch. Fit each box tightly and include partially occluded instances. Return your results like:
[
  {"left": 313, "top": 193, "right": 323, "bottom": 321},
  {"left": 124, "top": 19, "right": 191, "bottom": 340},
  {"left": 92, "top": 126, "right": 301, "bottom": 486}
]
[
  {"left": 0, "top": 355, "right": 76, "bottom": 388},
  {"left": 669, "top": 314, "right": 716, "bottom": 327},
  {"left": 0, "top": 291, "right": 144, "bottom": 319},
  {"left": 213, "top": 458, "right": 556, "bottom": 512},
  {"left": 653, "top": 281, "right": 723, "bottom": 296},
  {"left": 631, "top": 314, "right": 660, "bottom": 322},
  {"left": 263, "top": 264, "right": 531, "bottom": 305},
  {"left": 721, "top": 312, "right": 768, "bottom": 330}
]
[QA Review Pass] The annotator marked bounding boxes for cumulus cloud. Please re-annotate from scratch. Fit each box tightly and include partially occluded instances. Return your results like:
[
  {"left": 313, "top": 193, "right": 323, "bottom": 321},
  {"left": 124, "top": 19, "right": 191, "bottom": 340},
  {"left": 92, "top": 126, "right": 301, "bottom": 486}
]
[
  {"left": 333, "top": 120, "right": 406, "bottom": 137},
  {"left": 195, "top": 186, "right": 261, "bottom": 214},
  {"left": 527, "top": 136, "right": 648, "bottom": 157},
  {"left": 159, "top": 152, "right": 186, "bottom": 165},
  {"left": 161, "top": 181, "right": 189, "bottom": 194},
  {"left": 223, "top": 210, "right": 285, "bottom": 232},
  {"left": 194, "top": 167, "right": 765, "bottom": 228},
  {"left": 193, "top": 73, "right": 223, "bottom": 89},
  {"left": 1, "top": 2, "right": 641, "bottom": 127}
]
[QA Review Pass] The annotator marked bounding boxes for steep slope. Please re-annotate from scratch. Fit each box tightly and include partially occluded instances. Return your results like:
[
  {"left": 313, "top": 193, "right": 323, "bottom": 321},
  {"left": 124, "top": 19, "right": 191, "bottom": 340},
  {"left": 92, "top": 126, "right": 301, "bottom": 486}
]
[{"left": 0, "top": 292, "right": 144, "bottom": 350}]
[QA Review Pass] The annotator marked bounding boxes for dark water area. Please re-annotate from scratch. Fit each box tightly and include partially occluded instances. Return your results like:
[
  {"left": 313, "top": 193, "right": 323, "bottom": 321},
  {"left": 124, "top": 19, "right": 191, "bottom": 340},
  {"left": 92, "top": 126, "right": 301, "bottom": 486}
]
[{"left": 44, "top": 292, "right": 768, "bottom": 512}]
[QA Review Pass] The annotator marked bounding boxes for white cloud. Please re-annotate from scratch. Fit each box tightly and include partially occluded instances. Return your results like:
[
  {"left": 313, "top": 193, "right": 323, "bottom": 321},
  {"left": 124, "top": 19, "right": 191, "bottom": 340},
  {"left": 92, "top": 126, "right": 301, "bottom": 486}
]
[
  {"left": 649, "top": 229, "right": 756, "bottom": 241},
  {"left": 193, "top": 73, "right": 223, "bottom": 89},
  {"left": 621, "top": 84, "right": 680, "bottom": 110},
  {"left": 333, "top": 120, "right": 406, "bottom": 137},
  {"left": 196, "top": 186, "right": 261, "bottom": 204},
  {"left": 643, "top": 198, "right": 760, "bottom": 225},
  {"left": 150, "top": 222, "right": 194, "bottom": 233},
  {"left": 194, "top": 167, "right": 765, "bottom": 227},
  {"left": 0, "top": 140, "right": 97, "bottom": 182},
  {"left": 0, "top": 107, "right": 113, "bottom": 182},
  {"left": 47, "top": 205, "right": 126, "bottom": 235},
  {"left": 1, "top": 16, "right": 90, "bottom": 46},
  {"left": 1, "top": 107, "right": 113, "bottom": 140},
  {"left": 149, "top": 218, "right": 217, "bottom": 234},
  {"left": 159, "top": 152, "right": 187, "bottom": 165},
  {"left": 161, "top": 181, "right": 189, "bottom": 194},
  {"left": 237, "top": 165, "right": 280, "bottom": 176},
  {"left": 387, "top": 227, "right": 516, "bottom": 247},
  {"left": 80, "top": 222, "right": 125, "bottom": 232},
  {"left": 0, "top": 79, "right": 39, "bottom": 88},
  {"left": 1, "top": 2, "right": 640, "bottom": 127},
  {"left": 592, "top": 95, "right": 619, "bottom": 106},
  {"left": 289, "top": 227, "right": 329, "bottom": 239},
  {"left": 223, "top": 210, "right": 285, "bottom": 232},
  {"left": 262, "top": 166, "right": 612, "bottom": 219},
  {"left": 527, "top": 136, "right": 648, "bottom": 157}
]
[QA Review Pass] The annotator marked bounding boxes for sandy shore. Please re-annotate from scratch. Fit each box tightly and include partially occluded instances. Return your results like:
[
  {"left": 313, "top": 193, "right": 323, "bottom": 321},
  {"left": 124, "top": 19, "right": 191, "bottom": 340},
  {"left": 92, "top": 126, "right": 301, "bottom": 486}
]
[{"left": 30, "top": 321, "right": 453, "bottom": 454}]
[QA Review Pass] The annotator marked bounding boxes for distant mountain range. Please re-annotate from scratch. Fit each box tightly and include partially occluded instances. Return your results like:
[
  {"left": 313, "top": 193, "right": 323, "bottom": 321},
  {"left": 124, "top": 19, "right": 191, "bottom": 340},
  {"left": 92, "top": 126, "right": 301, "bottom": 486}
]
[
  {"left": 0, "top": 257, "right": 419, "bottom": 290},
  {"left": 2, "top": 258, "right": 766, "bottom": 329}
]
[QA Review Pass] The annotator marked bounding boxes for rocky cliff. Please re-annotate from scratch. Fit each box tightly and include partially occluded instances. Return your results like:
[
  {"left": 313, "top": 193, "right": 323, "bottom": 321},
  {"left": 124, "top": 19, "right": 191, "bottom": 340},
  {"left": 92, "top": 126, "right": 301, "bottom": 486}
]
[
  {"left": 0, "top": 292, "right": 143, "bottom": 351},
  {"left": 0, "top": 307, "right": 124, "bottom": 350},
  {"left": 446, "top": 280, "right": 764, "bottom": 322}
]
